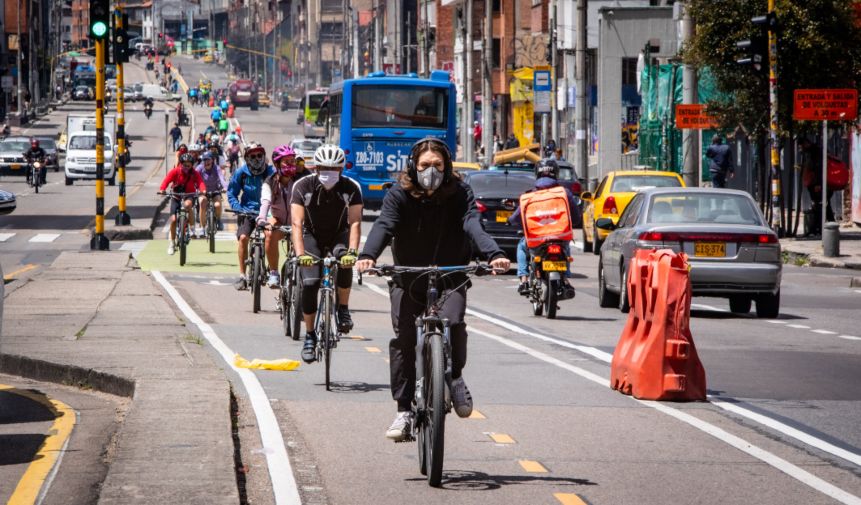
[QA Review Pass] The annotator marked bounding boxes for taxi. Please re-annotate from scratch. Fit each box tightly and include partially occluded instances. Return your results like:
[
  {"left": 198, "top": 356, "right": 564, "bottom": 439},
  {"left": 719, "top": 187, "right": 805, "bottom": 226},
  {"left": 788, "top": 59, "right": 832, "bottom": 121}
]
[
  {"left": 453, "top": 161, "right": 481, "bottom": 172},
  {"left": 202, "top": 52, "right": 214, "bottom": 64},
  {"left": 257, "top": 92, "right": 272, "bottom": 108},
  {"left": 580, "top": 169, "right": 685, "bottom": 254}
]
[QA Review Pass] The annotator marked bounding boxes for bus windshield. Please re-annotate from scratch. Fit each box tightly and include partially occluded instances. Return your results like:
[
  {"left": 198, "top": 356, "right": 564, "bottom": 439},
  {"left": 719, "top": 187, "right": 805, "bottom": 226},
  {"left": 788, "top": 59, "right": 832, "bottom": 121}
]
[
  {"left": 352, "top": 86, "right": 447, "bottom": 129},
  {"left": 306, "top": 93, "right": 326, "bottom": 111}
]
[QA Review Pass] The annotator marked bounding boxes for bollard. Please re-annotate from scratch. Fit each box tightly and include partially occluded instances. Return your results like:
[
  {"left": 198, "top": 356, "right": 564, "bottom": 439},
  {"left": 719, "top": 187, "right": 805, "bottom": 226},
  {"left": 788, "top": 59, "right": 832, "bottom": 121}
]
[{"left": 823, "top": 222, "right": 840, "bottom": 258}]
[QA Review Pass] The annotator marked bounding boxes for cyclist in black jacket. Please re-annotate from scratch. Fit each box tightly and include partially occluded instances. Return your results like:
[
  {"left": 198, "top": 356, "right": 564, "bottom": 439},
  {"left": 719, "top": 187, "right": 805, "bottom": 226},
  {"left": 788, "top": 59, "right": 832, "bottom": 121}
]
[{"left": 356, "top": 137, "right": 510, "bottom": 441}]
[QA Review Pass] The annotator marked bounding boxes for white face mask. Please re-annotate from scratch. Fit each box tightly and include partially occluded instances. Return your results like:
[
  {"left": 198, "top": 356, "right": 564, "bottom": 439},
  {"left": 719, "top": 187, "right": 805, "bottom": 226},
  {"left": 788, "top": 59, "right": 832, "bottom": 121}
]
[
  {"left": 317, "top": 170, "right": 340, "bottom": 190},
  {"left": 417, "top": 167, "right": 444, "bottom": 192}
]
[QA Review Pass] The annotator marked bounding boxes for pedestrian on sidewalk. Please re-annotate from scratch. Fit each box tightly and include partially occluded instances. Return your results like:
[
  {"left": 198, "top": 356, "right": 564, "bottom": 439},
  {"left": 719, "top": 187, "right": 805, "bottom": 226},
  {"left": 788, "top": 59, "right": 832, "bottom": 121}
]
[
  {"left": 504, "top": 133, "right": 520, "bottom": 150},
  {"left": 706, "top": 135, "right": 734, "bottom": 188},
  {"left": 473, "top": 121, "right": 482, "bottom": 156},
  {"left": 801, "top": 137, "right": 834, "bottom": 236},
  {"left": 169, "top": 123, "right": 183, "bottom": 151}
]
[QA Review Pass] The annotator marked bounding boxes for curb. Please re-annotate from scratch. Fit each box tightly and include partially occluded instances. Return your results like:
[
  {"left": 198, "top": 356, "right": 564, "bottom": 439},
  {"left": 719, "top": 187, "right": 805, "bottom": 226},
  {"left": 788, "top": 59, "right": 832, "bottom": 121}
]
[
  {"left": 783, "top": 249, "right": 861, "bottom": 270},
  {"left": 0, "top": 353, "right": 135, "bottom": 398},
  {"left": 850, "top": 277, "right": 861, "bottom": 287}
]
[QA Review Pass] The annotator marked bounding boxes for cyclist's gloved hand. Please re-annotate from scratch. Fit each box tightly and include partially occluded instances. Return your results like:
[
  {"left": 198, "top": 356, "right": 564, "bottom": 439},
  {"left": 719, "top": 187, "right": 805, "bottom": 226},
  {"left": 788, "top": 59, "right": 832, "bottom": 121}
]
[
  {"left": 297, "top": 254, "right": 315, "bottom": 267},
  {"left": 256, "top": 217, "right": 268, "bottom": 227},
  {"left": 340, "top": 249, "right": 358, "bottom": 267}
]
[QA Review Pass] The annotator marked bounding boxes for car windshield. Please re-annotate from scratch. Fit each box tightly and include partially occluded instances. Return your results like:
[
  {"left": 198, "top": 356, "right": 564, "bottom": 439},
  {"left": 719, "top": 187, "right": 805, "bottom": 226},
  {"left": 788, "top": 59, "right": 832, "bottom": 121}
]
[
  {"left": 611, "top": 174, "right": 681, "bottom": 192},
  {"left": 68, "top": 136, "right": 112, "bottom": 151},
  {"left": 37, "top": 139, "right": 57, "bottom": 150},
  {"left": 465, "top": 173, "right": 535, "bottom": 195},
  {"left": 352, "top": 86, "right": 447, "bottom": 129},
  {"left": 647, "top": 193, "right": 763, "bottom": 225},
  {"left": 292, "top": 140, "right": 321, "bottom": 152},
  {"left": 558, "top": 167, "right": 576, "bottom": 181},
  {"left": 0, "top": 141, "right": 29, "bottom": 154},
  {"left": 489, "top": 163, "right": 534, "bottom": 172},
  {"left": 307, "top": 93, "right": 326, "bottom": 109}
]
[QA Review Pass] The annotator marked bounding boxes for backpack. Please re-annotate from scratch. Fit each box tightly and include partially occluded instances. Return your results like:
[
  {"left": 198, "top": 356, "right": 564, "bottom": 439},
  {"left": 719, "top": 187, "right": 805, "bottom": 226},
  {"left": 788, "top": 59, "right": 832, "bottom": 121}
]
[{"left": 519, "top": 186, "right": 573, "bottom": 248}]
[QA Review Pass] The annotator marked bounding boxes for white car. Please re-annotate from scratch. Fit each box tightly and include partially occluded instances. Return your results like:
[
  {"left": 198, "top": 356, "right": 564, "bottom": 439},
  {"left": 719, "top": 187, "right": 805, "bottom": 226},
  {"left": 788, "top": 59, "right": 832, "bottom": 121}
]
[
  {"left": 64, "top": 132, "right": 116, "bottom": 186},
  {"left": 289, "top": 138, "right": 322, "bottom": 155}
]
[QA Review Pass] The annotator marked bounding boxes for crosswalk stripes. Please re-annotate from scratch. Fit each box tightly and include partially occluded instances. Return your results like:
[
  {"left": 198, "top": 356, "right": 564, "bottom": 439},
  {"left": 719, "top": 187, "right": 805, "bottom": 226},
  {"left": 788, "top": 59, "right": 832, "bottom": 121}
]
[
  {"left": 28, "top": 233, "right": 61, "bottom": 243},
  {"left": 0, "top": 233, "right": 15, "bottom": 242}
]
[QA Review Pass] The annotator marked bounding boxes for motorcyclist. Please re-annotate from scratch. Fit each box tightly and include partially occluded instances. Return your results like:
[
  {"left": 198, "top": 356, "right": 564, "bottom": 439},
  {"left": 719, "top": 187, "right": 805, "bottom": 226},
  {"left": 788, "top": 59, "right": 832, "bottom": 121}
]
[
  {"left": 507, "top": 159, "right": 581, "bottom": 296},
  {"left": 24, "top": 137, "right": 47, "bottom": 186},
  {"left": 143, "top": 96, "right": 154, "bottom": 118}
]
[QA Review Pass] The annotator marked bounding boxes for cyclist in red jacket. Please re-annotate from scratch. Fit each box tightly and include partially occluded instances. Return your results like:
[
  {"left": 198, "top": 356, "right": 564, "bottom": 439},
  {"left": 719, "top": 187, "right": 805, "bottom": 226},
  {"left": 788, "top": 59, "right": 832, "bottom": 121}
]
[{"left": 159, "top": 152, "right": 206, "bottom": 255}]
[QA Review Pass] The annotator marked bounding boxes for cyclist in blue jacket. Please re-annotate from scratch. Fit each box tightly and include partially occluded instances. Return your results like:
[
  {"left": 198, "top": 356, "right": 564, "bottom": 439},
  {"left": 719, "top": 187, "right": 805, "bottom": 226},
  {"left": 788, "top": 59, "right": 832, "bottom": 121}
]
[{"left": 227, "top": 142, "right": 275, "bottom": 290}]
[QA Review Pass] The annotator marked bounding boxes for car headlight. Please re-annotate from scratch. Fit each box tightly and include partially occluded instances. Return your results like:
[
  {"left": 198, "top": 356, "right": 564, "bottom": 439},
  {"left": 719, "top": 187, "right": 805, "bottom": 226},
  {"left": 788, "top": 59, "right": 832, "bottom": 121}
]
[{"left": 67, "top": 157, "right": 76, "bottom": 163}]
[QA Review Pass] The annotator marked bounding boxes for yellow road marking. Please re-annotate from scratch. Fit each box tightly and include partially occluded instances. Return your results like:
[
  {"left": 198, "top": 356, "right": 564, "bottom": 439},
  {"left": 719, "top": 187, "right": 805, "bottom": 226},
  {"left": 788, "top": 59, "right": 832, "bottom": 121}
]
[
  {"left": 365, "top": 346, "right": 381, "bottom": 353},
  {"left": 1, "top": 384, "right": 77, "bottom": 505},
  {"left": 468, "top": 409, "right": 486, "bottom": 419},
  {"left": 488, "top": 432, "right": 515, "bottom": 444},
  {"left": 518, "top": 459, "right": 548, "bottom": 473},
  {"left": 349, "top": 335, "right": 366, "bottom": 340},
  {"left": 383, "top": 358, "right": 390, "bottom": 364},
  {"left": 3, "top": 263, "right": 37, "bottom": 281},
  {"left": 554, "top": 493, "right": 588, "bottom": 505}
]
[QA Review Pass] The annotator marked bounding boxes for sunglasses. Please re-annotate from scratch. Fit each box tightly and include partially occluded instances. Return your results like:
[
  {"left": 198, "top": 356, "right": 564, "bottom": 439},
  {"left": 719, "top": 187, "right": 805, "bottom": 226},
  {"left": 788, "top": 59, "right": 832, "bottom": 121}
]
[{"left": 247, "top": 153, "right": 264, "bottom": 160}]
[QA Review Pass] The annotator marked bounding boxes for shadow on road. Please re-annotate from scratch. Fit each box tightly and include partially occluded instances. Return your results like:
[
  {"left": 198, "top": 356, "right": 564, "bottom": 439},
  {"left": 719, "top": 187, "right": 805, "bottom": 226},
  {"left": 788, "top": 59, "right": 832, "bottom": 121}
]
[
  {"left": 0, "top": 434, "right": 47, "bottom": 465},
  {"left": 0, "top": 214, "right": 91, "bottom": 230},
  {"left": 323, "top": 381, "right": 390, "bottom": 394},
  {"left": 690, "top": 310, "right": 807, "bottom": 321},
  {"left": 406, "top": 469, "right": 597, "bottom": 491}
]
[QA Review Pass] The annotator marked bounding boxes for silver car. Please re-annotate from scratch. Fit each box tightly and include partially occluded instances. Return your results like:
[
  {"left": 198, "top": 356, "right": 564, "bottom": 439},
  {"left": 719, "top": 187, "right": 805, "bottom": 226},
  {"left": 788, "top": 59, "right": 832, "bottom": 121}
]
[{"left": 596, "top": 188, "right": 781, "bottom": 317}]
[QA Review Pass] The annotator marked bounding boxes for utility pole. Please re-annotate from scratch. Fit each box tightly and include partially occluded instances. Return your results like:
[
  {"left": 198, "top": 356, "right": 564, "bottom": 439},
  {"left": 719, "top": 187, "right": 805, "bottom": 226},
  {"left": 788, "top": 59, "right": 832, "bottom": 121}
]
[
  {"left": 465, "top": 0, "right": 475, "bottom": 162},
  {"left": 681, "top": 1, "right": 698, "bottom": 187},
  {"left": 115, "top": 9, "right": 131, "bottom": 226},
  {"left": 373, "top": 0, "right": 382, "bottom": 72},
  {"left": 352, "top": 8, "right": 360, "bottom": 78},
  {"left": 406, "top": 11, "right": 412, "bottom": 74},
  {"left": 459, "top": 6, "right": 468, "bottom": 154},
  {"left": 575, "top": 0, "right": 588, "bottom": 188},
  {"left": 766, "top": 0, "right": 782, "bottom": 235},
  {"left": 16, "top": 0, "right": 23, "bottom": 121},
  {"left": 550, "top": 0, "right": 558, "bottom": 144},
  {"left": 481, "top": 0, "right": 492, "bottom": 164}
]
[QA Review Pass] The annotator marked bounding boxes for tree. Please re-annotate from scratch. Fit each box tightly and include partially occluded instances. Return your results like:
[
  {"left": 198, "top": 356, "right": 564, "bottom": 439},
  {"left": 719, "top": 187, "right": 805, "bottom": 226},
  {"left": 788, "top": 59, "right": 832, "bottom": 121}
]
[{"left": 685, "top": 0, "right": 861, "bottom": 138}]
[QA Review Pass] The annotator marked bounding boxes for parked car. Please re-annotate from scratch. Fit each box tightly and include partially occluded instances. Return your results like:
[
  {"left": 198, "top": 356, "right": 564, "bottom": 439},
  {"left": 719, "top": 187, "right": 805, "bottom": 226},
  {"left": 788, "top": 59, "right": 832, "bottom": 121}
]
[
  {"left": 73, "top": 85, "right": 93, "bottom": 101},
  {"left": 34, "top": 137, "right": 60, "bottom": 172},
  {"left": 596, "top": 187, "right": 781, "bottom": 317},
  {"left": 461, "top": 170, "right": 537, "bottom": 260},
  {"left": 0, "top": 188, "right": 16, "bottom": 215},
  {"left": 229, "top": 79, "right": 259, "bottom": 108},
  {"left": 0, "top": 139, "right": 30, "bottom": 175},
  {"left": 581, "top": 170, "right": 685, "bottom": 254}
]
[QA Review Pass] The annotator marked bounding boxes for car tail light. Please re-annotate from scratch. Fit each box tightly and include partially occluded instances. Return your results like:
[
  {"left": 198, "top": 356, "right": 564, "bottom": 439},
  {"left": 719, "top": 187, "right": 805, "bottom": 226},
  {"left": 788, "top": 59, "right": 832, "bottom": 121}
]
[
  {"left": 639, "top": 231, "right": 664, "bottom": 242},
  {"left": 758, "top": 234, "right": 778, "bottom": 244},
  {"left": 570, "top": 181, "right": 582, "bottom": 194},
  {"left": 475, "top": 200, "right": 487, "bottom": 213},
  {"left": 639, "top": 231, "right": 779, "bottom": 243},
  {"left": 603, "top": 196, "right": 618, "bottom": 215},
  {"left": 547, "top": 244, "right": 562, "bottom": 255}
]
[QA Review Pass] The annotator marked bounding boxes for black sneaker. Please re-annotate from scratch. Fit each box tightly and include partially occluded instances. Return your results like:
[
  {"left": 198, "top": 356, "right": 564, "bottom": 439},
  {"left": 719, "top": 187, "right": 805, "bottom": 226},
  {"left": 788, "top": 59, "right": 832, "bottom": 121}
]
[
  {"left": 301, "top": 332, "right": 317, "bottom": 363},
  {"left": 336, "top": 306, "right": 353, "bottom": 333},
  {"left": 517, "top": 281, "right": 530, "bottom": 296},
  {"left": 234, "top": 276, "right": 248, "bottom": 291},
  {"left": 562, "top": 280, "right": 576, "bottom": 300}
]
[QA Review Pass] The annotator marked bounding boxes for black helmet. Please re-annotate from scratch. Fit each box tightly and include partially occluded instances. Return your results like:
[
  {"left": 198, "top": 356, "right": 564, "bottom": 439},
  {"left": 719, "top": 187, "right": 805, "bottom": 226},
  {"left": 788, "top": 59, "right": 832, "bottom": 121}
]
[
  {"left": 179, "top": 153, "right": 195, "bottom": 164},
  {"left": 535, "top": 159, "right": 558, "bottom": 179}
]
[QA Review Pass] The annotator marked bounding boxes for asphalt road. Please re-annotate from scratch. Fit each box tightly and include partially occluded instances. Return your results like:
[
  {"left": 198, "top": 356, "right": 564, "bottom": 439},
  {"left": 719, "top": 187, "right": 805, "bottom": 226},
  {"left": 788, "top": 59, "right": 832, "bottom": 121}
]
[{"left": 2, "top": 55, "right": 860, "bottom": 504}]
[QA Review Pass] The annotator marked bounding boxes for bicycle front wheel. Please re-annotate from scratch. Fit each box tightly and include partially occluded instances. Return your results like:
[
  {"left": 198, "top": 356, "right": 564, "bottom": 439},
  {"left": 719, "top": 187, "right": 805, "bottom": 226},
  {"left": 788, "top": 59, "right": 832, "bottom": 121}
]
[
  {"left": 178, "top": 214, "right": 188, "bottom": 266},
  {"left": 208, "top": 210, "right": 216, "bottom": 253},
  {"left": 425, "top": 332, "right": 446, "bottom": 487},
  {"left": 321, "top": 293, "right": 333, "bottom": 391},
  {"left": 251, "top": 246, "right": 262, "bottom": 313},
  {"left": 280, "top": 262, "right": 291, "bottom": 337}
]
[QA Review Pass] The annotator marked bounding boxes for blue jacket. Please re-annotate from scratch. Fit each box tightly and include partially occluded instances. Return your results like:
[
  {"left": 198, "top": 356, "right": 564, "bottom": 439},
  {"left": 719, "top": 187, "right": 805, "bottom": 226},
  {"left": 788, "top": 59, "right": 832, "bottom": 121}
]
[
  {"left": 227, "top": 164, "right": 275, "bottom": 213},
  {"left": 706, "top": 143, "right": 733, "bottom": 174},
  {"left": 508, "top": 177, "right": 583, "bottom": 228}
]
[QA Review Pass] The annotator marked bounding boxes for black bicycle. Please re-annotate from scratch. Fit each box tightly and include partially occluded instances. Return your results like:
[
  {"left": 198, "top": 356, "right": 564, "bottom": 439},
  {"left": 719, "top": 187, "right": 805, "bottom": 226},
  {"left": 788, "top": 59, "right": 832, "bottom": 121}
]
[
  {"left": 203, "top": 190, "right": 223, "bottom": 253},
  {"left": 227, "top": 209, "right": 267, "bottom": 312},
  {"left": 304, "top": 251, "right": 349, "bottom": 391},
  {"left": 365, "top": 263, "right": 492, "bottom": 486},
  {"left": 274, "top": 226, "right": 302, "bottom": 340},
  {"left": 160, "top": 191, "right": 198, "bottom": 266}
]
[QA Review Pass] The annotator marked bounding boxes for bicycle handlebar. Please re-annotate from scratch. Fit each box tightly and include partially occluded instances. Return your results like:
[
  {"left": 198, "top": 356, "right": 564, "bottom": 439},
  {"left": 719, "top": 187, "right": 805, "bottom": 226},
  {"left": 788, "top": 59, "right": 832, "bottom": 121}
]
[
  {"left": 365, "top": 264, "right": 494, "bottom": 277},
  {"left": 224, "top": 209, "right": 257, "bottom": 218},
  {"left": 158, "top": 191, "right": 199, "bottom": 198}
]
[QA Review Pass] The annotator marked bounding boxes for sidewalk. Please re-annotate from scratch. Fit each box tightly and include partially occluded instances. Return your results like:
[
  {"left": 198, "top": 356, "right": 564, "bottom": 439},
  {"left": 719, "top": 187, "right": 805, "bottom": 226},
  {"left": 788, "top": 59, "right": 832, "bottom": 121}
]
[
  {"left": 780, "top": 223, "right": 861, "bottom": 270},
  {"left": 0, "top": 251, "right": 238, "bottom": 504}
]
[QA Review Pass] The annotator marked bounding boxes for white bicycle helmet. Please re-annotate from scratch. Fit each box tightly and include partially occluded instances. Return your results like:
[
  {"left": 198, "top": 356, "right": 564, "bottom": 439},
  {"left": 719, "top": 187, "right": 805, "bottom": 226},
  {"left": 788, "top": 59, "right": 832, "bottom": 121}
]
[{"left": 313, "top": 144, "right": 346, "bottom": 169}]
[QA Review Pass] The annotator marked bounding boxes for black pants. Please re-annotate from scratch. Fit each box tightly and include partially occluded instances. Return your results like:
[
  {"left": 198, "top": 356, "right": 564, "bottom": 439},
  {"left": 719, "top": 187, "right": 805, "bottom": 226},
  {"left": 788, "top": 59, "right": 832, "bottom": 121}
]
[
  {"left": 807, "top": 186, "right": 835, "bottom": 234},
  {"left": 300, "top": 232, "right": 352, "bottom": 315},
  {"left": 710, "top": 170, "right": 727, "bottom": 188},
  {"left": 389, "top": 284, "right": 468, "bottom": 412}
]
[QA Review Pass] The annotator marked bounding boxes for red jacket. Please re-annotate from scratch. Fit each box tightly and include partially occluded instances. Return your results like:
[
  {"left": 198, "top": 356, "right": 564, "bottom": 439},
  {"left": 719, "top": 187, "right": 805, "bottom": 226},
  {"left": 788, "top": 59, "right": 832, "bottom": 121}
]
[{"left": 160, "top": 166, "right": 205, "bottom": 194}]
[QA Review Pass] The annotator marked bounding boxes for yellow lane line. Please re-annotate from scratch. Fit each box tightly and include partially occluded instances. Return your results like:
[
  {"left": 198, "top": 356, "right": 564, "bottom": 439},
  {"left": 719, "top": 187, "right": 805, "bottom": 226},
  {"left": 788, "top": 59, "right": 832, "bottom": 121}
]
[
  {"left": 365, "top": 346, "right": 381, "bottom": 353},
  {"left": 518, "top": 459, "right": 548, "bottom": 473},
  {"left": 3, "top": 263, "right": 37, "bottom": 281},
  {"left": 554, "top": 493, "right": 588, "bottom": 505},
  {"left": 349, "top": 335, "right": 366, "bottom": 340},
  {"left": 1, "top": 384, "right": 77, "bottom": 505},
  {"left": 383, "top": 357, "right": 390, "bottom": 364},
  {"left": 488, "top": 432, "right": 515, "bottom": 444},
  {"left": 468, "top": 409, "right": 486, "bottom": 419}
]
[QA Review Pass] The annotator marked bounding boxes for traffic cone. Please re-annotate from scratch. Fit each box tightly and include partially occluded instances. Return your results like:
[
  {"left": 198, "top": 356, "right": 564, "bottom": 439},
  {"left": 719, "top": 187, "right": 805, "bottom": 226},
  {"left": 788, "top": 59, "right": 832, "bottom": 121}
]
[
  {"left": 610, "top": 249, "right": 706, "bottom": 401},
  {"left": 227, "top": 104, "right": 235, "bottom": 118}
]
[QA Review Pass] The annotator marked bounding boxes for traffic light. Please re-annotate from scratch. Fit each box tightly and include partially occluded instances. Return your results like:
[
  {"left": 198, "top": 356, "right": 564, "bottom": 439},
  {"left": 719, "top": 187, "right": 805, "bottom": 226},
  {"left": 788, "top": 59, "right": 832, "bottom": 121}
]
[
  {"left": 89, "top": 0, "right": 110, "bottom": 40},
  {"left": 736, "top": 13, "right": 776, "bottom": 72},
  {"left": 113, "top": 13, "right": 130, "bottom": 63}
]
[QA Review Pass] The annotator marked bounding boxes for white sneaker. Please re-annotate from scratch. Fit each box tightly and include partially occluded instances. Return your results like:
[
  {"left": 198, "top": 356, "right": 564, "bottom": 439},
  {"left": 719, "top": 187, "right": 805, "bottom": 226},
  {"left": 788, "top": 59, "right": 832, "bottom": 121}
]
[
  {"left": 167, "top": 241, "right": 176, "bottom": 255},
  {"left": 385, "top": 411, "right": 414, "bottom": 441},
  {"left": 450, "top": 377, "right": 473, "bottom": 418}
]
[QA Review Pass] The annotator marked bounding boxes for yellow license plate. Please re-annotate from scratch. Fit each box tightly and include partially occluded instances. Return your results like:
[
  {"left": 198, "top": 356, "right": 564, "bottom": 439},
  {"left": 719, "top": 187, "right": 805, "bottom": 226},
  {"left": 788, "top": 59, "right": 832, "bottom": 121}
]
[
  {"left": 10, "top": 164, "right": 20, "bottom": 170},
  {"left": 694, "top": 242, "right": 726, "bottom": 257},
  {"left": 368, "top": 184, "right": 383, "bottom": 191},
  {"left": 496, "top": 210, "right": 513, "bottom": 223},
  {"left": 542, "top": 261, "right": 568, "bottom": 272}
]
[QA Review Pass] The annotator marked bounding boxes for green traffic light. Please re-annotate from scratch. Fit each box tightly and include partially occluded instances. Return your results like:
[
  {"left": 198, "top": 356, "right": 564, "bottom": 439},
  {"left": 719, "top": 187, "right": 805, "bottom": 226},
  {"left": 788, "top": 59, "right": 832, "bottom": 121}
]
[{"left": 91, "top": 21, "right": 108, "bottom": 38}]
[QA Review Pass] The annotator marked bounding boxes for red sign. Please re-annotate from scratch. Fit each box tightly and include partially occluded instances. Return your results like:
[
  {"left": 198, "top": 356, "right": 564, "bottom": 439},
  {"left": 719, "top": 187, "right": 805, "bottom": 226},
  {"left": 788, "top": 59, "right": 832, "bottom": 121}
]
[
  {"left": 793, "top": 89, "right": 858, "bottom": 121},
  {"left": 675, "top": 104, "right": 719, "bottom": 129}
]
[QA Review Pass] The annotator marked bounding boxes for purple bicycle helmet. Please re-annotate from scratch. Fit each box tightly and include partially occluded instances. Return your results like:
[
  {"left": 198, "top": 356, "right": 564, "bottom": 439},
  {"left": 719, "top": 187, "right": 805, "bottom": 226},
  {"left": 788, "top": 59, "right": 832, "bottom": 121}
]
[{"left": 272, "top": 144, "right": 297, "bottom": 165}]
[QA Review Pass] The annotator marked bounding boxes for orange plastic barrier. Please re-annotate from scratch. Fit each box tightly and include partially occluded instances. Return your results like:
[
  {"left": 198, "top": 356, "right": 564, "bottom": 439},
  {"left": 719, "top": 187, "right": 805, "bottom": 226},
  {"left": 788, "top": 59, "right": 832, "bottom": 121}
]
[
  {"left": 227, "top": 104, "right": 235, "bottom": 118},
  {"left": 610, "top": 249, "right": 706, "bottom": 401}
]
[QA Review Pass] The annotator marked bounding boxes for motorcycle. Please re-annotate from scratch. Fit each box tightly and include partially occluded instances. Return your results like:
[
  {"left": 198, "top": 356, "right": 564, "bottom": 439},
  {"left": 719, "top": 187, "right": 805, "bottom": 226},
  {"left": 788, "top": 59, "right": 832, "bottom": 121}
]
[
  {"left": 28, "top": 161, "right": 43, "bottom": 193},
  {"left": 525, "top": 241, "right": 575, "bottom": 319},
  {"left": 144, "top": 103, "right": 153, "bottom": 119}
]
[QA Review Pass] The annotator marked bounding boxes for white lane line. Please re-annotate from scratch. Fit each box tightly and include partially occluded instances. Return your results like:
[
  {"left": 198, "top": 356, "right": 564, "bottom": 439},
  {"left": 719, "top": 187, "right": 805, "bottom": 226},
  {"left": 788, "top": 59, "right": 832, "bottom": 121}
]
[
  {"left": 470, "top": 326, "right": 861, "bottom": 505},
  {"left": 0, "top": 233, "right": 16, "bottom": 242},
  {"left": 29, "top": 233, "right": 61, "bottom": 243},
  {"left": 855, "top": 290, "right": 861, "bottom": 294},
  {"left": 766, "top": 320, "right": 788, "bottom": 324},
  {"left": 152, "top": 271, "right": 301, "bottom": 505},
  {"left": 691, "top": 303, "right": 725, "bottom": 312},
  {"left": 787, "top": 324, "right": 811, "bottom": 329},
  {"left": 118, "top": 241, "right": 147, "bottom": 256},
  {"left": 811, "top": 329, "right": 837, "bottom": 335},
  {"left": 839, "top": 335, "right": 861, "bottom": 341}
]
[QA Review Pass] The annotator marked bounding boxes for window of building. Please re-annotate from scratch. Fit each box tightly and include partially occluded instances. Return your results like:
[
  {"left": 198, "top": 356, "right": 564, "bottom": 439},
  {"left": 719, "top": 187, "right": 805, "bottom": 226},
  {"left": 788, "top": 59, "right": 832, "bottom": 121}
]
[
  {"left": 622, "top": 57, "right": 638, "bottom": 87},
  {"left": 492, "top": 38, "right": 501, "bottom": 69}
]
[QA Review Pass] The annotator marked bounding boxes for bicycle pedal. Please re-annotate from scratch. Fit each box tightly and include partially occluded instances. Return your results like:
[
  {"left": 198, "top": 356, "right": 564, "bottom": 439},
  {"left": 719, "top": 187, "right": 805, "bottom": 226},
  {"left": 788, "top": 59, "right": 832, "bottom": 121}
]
[{"left": 395, "top": 435, "right": 416, "bottom": 443}]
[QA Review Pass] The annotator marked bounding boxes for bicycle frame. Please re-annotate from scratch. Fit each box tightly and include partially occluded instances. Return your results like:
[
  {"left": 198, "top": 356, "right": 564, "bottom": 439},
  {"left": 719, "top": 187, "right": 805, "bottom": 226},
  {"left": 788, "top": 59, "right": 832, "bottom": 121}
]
[{"left": 414, "top": 270, "right": 452, "bottom": 419}]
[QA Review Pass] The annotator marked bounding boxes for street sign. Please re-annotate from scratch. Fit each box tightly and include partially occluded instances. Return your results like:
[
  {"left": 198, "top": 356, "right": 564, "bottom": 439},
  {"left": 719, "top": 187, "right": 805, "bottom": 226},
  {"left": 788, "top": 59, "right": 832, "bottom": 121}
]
[
  {"left": 533, "top": 70, "right": 551, "bottom": 91},
  {"left": 793, "top": 89, "right": 858, "bottom": 121},
  {"left": 675, "top": 104, "right": 719, "bottom": 129}
]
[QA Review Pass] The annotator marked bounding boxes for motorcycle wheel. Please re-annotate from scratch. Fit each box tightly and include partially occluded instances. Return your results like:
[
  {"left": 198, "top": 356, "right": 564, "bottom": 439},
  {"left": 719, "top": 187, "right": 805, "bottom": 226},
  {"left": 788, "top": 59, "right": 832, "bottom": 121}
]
[{"left": 545, "top": 280, "right": 558, "bottom": 319}]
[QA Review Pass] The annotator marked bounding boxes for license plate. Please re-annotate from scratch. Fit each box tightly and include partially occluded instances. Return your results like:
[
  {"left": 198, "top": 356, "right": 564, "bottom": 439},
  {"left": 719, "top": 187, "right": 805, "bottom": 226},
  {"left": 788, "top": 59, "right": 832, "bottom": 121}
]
[
  {"left": 694, "top": 242, "right": 726, "bottom": 257},
  {"left": 368, "top": 184, "right": 383, "bottom": 190},
  {"left": 83, "top": 165, "right": 97, "bottom": 172},
  {"left": 542, "top": 261, "right": 568, "bottom": 272},
  {"left": 9, "top": 163, "right": 21, "bottom": 170},
  {"left": 496, "top": 210, "right": 513, "bottom": 223}
]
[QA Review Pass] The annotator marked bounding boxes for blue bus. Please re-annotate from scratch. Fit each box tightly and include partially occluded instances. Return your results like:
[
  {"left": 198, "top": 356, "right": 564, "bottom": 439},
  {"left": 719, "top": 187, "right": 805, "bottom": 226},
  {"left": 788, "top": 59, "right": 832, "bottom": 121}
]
[{"left": 321, "top": 70, "right": 457, "bottom": 209}]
